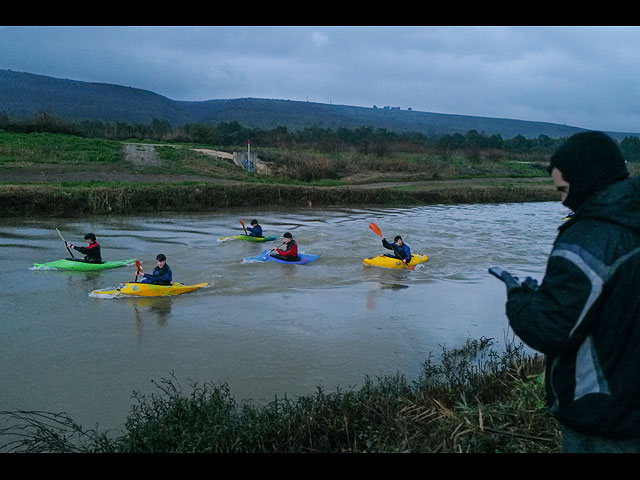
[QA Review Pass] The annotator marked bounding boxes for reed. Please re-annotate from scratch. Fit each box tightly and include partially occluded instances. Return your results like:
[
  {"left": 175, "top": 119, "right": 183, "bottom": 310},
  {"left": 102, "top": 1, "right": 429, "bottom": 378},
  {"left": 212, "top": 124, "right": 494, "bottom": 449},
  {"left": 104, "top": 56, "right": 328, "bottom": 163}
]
[{"left": 0, "top": 181, "right": 558, "bottom": 217}]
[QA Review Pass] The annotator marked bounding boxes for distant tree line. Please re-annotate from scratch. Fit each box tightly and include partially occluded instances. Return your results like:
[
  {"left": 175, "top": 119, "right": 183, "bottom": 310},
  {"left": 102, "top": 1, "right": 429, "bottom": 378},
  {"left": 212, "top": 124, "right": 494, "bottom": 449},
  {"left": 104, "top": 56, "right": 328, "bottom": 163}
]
[{"left": 1, "top": 111, "right": 639, "bottom": 161}]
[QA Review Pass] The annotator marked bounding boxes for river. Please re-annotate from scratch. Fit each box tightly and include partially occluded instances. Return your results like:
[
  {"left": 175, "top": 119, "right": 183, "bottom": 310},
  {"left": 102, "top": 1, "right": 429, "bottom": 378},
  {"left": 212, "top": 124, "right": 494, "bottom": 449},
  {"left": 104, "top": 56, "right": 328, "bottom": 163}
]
[{"left": 0, "top": 201, "right": 566, "bottom": 438}]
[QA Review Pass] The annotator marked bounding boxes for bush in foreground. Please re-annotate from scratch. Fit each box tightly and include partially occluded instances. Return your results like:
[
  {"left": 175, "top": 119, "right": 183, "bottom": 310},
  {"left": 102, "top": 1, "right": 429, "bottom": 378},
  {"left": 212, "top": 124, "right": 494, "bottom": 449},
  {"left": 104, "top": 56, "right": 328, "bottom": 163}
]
[{"left": 0, "top": 337, "right": 561, "bottom": 453}]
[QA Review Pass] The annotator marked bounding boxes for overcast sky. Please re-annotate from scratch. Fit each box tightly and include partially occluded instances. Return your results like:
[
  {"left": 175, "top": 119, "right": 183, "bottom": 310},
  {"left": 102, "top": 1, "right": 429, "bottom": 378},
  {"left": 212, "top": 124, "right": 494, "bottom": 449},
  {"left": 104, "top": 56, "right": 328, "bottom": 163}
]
[{"left": 1, "top": 26, "right": 639, "bottom": 133}]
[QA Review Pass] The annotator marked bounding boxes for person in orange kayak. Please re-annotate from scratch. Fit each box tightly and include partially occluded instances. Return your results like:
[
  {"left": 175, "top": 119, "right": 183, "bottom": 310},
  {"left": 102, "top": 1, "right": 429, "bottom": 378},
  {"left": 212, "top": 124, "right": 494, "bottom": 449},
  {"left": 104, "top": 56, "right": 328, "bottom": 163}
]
[
  {"left": 269, "top": 232, "right": 300, "bottom": 262},
  {"left": 65, "top": 233, "right": 103, "bottom": 263}
]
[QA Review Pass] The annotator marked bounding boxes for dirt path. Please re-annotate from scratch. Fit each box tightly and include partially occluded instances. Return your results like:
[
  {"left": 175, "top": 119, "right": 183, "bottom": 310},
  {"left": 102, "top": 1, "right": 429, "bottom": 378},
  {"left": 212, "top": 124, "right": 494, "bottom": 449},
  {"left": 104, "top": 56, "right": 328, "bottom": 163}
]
[
  {"left": 347, "top": 176, "right": 550, "bottom": 189},
  {"left": 191, "top": 148, "right": 234, "bottom": 160},
  {"left": 0, "top": 167, "right": 549, "bottom": 190}
]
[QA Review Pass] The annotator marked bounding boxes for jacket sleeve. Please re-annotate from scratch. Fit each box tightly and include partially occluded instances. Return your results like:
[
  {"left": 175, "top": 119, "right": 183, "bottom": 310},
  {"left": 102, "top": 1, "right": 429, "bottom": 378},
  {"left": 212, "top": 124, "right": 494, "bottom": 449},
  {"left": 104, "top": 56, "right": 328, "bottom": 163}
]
[
  {"left": 277, "top": 242, "right": 297, "bottom": 257},
  {"left": 144, "top": 266, "right": 172, "bottom": 283},
  {"left": 506, "top": 253, "right": 593, "bottom": 355},
  {"left": 382, "top": 238, "right": 393, "bottom": 250}
]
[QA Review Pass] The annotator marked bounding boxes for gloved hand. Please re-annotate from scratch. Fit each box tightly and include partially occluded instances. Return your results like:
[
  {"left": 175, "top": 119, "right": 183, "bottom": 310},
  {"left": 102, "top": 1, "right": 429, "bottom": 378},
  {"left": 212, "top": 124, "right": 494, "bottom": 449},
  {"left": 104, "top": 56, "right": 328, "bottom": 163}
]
[
  {"left": 521, "top": 277, "right": 539, "bottom": 292},
  {"left": 501, "top": 270, "right": 521, "bottom": 293}
]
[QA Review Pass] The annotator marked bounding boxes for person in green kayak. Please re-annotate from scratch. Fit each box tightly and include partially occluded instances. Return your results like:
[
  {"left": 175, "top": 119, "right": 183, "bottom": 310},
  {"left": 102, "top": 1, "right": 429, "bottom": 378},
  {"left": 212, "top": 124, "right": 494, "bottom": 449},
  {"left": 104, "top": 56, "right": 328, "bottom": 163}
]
[
  {"left": 382, "top": 235, "right": 412, "bottom": 265},
  {"left": 136, "top": 254, "right": 173, "bottom": 285},
  {"left": 65, "top": 233, "right": 103, "bottom": 263},
  {"left": 246, "top": 219, "right": 263, "bottom": 237}
]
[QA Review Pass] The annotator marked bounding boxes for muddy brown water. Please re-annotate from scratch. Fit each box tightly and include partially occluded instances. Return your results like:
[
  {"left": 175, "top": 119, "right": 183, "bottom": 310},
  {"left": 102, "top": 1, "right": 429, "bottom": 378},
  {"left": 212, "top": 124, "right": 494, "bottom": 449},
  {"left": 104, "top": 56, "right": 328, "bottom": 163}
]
[{"left": 0, "top": 202, "right": 567, "bottom": 439}]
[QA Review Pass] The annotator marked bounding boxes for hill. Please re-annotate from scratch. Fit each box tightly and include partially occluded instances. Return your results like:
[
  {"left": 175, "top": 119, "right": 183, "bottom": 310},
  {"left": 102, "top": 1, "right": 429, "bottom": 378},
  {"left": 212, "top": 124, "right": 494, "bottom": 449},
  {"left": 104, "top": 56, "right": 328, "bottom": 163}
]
[{"left": 1, "top": 69, "right": 637, "bottom": 140}]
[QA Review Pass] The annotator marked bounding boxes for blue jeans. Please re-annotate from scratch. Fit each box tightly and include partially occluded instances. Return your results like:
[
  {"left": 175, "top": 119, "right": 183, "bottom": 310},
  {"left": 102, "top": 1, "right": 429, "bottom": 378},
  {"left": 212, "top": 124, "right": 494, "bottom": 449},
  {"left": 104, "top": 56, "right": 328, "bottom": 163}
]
[{"left": 562, "top": 425, "right": 640, "bottom": 453}]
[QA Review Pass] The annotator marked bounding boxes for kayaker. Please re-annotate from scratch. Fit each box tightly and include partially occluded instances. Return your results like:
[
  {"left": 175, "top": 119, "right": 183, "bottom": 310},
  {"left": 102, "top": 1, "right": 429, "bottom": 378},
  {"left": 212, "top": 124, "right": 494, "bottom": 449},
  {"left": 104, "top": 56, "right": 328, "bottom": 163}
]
[
  {"left": 269, "top": 232, "right": 301, "bottom": 262},
  {"left": 65, "top": 233, "right": 103, "bottom": 263},
  {"left": 136, "top": 254, "right": 173, "bottom": 285},
  {"left": 382, "top": 235, "right": 412, "bottom": 265},
  {"left": 246, "top": 219, "right": 263, "bottom": 237}
]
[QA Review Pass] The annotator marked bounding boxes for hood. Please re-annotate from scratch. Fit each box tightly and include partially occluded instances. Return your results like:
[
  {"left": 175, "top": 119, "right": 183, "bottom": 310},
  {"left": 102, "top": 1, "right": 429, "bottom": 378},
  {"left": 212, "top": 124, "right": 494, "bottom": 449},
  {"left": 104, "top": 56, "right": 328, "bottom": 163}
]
[
  {"left": 564, "top": 176, "right": 640, "bottom": 236},
  {"left": 549, "top": 131, "right": 629, "bottom": 211}
]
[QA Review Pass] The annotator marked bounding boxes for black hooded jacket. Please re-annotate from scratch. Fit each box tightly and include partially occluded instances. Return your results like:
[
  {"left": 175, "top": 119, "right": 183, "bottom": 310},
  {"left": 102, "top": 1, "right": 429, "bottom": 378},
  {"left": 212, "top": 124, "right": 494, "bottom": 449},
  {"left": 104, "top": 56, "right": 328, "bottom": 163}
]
[
  {"left": 72, "top": 242, "right": 102, "bottom": 263},
  {"left": 506, "top": 173, "right": 640, "bottom": 438}
]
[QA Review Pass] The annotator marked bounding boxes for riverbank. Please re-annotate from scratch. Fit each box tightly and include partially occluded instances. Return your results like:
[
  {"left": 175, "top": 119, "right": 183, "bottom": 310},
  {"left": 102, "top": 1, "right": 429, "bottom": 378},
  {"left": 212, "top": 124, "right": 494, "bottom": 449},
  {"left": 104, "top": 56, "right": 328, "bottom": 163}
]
[
  {"left": 0, "top": 178, "right": 557, "bottom": 217},
  {"left": 0, "top": 338, "right": 561, "bottom": 453},
  {"left": 0, "top": 129, "right": 565, "bottom": 216}
]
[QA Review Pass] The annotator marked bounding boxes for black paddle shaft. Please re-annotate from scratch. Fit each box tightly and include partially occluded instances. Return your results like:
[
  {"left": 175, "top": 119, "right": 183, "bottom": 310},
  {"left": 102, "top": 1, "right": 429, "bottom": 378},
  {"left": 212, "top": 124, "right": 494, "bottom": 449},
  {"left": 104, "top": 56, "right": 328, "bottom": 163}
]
[{"left": 56, "top": 228, "right": 75, "bottom": 259}]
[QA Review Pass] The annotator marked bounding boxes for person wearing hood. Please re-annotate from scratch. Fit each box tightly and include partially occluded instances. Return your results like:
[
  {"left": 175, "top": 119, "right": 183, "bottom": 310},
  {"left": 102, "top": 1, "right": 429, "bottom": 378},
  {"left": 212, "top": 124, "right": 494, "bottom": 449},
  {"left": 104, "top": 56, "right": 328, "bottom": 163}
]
[{"left": 498, "top": 131, "right": 640, "bottom": 452}]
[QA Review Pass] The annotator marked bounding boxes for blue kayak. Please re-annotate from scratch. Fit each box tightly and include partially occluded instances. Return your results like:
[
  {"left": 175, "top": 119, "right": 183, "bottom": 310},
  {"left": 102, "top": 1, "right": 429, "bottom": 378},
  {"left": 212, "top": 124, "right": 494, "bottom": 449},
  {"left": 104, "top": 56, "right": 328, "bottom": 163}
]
[{"left": 243, "top": 250, "right": 321, "bottom": 265}]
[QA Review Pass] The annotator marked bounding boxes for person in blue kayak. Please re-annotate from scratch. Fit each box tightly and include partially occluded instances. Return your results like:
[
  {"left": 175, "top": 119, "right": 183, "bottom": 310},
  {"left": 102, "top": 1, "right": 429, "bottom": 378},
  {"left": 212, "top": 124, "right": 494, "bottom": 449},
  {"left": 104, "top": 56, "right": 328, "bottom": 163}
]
[
  {"left": 136, "top": 253, "right": 172, "bottom": 285},
  {"left": 382, "top": 235, "right": 412, "bottom": 265},
  {"left": 270, "top": 232, "right": 301, "bottom": 262},
  {"left": 65, "top": 233, "right": 103, "bottom": 263},
  {"left": 246, "top": 219, "right": 263, "bottom": 237}
]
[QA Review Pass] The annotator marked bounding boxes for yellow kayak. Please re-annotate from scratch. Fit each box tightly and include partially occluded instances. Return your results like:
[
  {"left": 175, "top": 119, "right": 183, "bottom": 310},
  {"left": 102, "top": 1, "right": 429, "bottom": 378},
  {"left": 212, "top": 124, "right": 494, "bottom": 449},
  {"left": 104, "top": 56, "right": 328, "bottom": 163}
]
[
  {"left": 92, "top": 282, "right": 208, "bottom": 297},
  {"left": 363, "top": 254, "right": 429, "bottom": 269}
]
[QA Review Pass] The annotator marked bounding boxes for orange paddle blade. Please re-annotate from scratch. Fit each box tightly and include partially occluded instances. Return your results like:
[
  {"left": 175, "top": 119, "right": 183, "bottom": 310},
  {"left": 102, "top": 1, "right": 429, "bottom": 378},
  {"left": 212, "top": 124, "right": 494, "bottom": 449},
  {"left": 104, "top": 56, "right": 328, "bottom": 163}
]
[
  {"left": 239, "top": 220, "right": 245, "bottom": 227},
  {"left": 134, "top": 259, "right": 142, "bottom": 283},
  {"left": 369, "top": 222, "right": 383, "bottom": 237}
]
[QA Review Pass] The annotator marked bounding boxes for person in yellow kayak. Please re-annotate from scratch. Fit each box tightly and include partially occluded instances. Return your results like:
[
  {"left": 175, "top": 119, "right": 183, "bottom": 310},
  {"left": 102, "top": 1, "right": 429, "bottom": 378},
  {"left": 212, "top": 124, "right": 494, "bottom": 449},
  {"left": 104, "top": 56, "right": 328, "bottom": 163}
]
[
  {"left": 382, "top": 235, "right": 412, "bottom": 265},
  {"left": 65, "top": 233, "right": 103, "bottom": 263},
  {"left": 135, "top": 254, "right": 172, "bottom": 285}
]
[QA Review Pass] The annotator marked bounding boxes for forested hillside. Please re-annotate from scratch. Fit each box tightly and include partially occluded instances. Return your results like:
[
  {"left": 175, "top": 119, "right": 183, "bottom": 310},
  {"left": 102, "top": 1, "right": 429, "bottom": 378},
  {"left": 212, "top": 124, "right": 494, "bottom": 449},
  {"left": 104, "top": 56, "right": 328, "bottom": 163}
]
[{"left": 3, "top": 69, "right": 637, "bottom": 140}]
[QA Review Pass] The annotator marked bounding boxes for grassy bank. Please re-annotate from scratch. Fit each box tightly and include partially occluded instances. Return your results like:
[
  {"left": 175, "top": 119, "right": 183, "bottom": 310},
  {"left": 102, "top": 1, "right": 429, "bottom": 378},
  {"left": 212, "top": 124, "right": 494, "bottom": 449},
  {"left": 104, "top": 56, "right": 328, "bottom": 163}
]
[
  {"left": 0, "top": 181, "right": 558, "bottom": 217},
  {"left": 0, "top": 129, "right": 565, "bottom": 217},
  {"left": 5, "top": 129, "right": 639, "bottom": 216},
  {"left": 0, "top": 338, "right": 561, "bottom": 453}
]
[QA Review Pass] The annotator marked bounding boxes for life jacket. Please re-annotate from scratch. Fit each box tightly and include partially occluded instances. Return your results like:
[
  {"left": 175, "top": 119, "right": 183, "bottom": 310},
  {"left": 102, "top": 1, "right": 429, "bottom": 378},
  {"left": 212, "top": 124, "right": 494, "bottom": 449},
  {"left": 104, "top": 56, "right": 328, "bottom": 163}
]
[{"left": 277, "top": 240, "right": 298, "bottom": 257}]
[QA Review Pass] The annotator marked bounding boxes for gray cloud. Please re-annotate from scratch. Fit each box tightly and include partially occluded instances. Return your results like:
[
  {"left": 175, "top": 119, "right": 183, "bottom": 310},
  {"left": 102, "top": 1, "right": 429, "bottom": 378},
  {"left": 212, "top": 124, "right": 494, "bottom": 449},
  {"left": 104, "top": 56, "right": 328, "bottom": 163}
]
[{"left": 1, "top": 26, "right": 639, "bottom": 132}]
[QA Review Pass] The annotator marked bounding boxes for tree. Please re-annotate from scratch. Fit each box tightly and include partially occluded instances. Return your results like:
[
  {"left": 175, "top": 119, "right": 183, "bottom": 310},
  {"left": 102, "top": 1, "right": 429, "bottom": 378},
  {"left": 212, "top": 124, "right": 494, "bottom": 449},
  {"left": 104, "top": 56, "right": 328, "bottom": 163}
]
[
  {"left": 620, "top": 136, "right": 640, "bottom": 162},
  {"left": 186, "top": 123, "right": 215, "bottom": 144},
  {"left": 150, "top": 119, "right": 172, "bottom": 140}
]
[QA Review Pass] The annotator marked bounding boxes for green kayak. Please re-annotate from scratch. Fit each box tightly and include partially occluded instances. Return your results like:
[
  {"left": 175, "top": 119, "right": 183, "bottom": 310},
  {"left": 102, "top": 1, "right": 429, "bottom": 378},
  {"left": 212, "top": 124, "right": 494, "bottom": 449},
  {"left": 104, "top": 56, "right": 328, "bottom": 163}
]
[
  {"left": 32, "top": 258, "right": 138, "bottom": 271},
  {"left": 218, "top": 234, "right": 278, "bottom": 243}
]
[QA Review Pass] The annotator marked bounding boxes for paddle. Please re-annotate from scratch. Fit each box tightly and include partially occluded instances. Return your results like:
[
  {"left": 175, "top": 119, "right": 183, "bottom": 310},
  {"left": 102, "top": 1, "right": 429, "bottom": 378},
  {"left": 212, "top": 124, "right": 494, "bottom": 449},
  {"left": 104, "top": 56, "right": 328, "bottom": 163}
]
[
  {"left": 260, "top": 236, "right": 290, "bottom": 261},
  {"left": 56, "top": 227, "right": 75, "bottom": 259},
  {"left": 134, "top": 260, "right": 142, "bottom": 283},
  {"left": 264, "top": 241, "right": 286, "bottom": 258},
  {"left": 239, "top": 220, "right": 248, "bottom": 235},
  {"left": 368, "top": 222, "right": 414, "bottom": 270}
]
